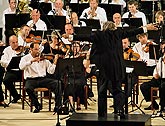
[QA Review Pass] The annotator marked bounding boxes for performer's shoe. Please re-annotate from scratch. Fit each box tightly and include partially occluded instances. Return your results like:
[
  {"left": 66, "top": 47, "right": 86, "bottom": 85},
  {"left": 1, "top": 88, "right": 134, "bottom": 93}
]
[
  {"left": 12, "top": 94, "right": 21, "bottom": 103},
  {"left": 144, "top": 101, "right": 159, "bottom": 110},
  {"left": 33, "top": 105, "right": 42, "bottom": 113},
  {"left": 0, "top": 102, "right": 9, "bottom": 107}
]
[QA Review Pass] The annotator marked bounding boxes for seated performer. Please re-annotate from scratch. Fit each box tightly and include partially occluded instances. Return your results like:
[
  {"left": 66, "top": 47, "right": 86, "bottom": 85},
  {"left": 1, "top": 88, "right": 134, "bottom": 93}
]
[
  {"left": 133, "top": 33, "right": 157, "bottom": 75},
  {"left": 27, "top": 9, "right": 47, "bottom": 31},
  {"left": 63, "top": 42, "right": 87, "bottom": 111},
  {"left": 19, "top": 42, "right": 62, "bottom": 113},
  {"left": 140, "top": 41, "right": 165, "bottom": 111},
  {"left": 1, "top": 35, "right": 22, "bottom": 104}
]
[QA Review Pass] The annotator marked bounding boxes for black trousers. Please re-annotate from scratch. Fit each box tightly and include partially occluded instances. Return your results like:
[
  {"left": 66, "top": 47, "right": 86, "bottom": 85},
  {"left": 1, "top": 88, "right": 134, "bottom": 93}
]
[
  {"left": 25, "top": 77, "right": 62, "bottom": 109},
  {"left": 97, "top": 74, "right": 125, "bottom": 117},
  {"left": 0, "top": 66, "right": 5, "bottom": 102},
  {"left": 3, "top": 70, "right": 22, "bottom": 99},
  {"left": 140, "top": 78, "right": 160, "bottom": 102}
]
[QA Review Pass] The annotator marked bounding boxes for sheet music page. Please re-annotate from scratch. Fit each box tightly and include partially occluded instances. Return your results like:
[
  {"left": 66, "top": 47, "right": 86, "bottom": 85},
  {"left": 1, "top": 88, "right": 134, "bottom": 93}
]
[{"left": 126, "top": 67, "right": 134, "bottom": 73}]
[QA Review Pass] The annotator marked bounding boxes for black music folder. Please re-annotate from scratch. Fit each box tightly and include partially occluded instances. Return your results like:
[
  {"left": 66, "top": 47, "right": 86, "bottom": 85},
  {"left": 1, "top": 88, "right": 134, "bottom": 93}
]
[
  {"left": 40, "top": 15, "right": 66, "bottom": 32},
  {"left": 6, "top": 56, "right": 22, "bottom": 71},
  {"left": 0, "top": 28, "right": 2, "bottom": 40},
  {"left": 29, "top": 2, "right": 52, "bottom": 15},
  {"left": 74, "top": 26, "right": 92, "bottom": 35},
  {"left": 80, "top": 19, "right": 101, "bottom": 30},
  {"left": 99, "top": 4, "right": 122, "bottom": 21},
  {"left": 5, "top": 14, "right": 30, "bottom": 29},
  {"left": 122, "top": 18, "right": 143, "bottom": 27},
  {"left": 55, "top": 57, "right": 84, "bottom": 77},
  {"left": 124, "top": 60, "right": 148, "bottom": 76}
]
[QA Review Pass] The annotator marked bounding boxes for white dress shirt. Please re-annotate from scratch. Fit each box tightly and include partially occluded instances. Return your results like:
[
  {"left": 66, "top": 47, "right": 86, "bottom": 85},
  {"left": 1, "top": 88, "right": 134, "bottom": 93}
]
[
  {"left": 122, "top": 10, "right": 147, "bottom": 26},
  {"left": 132, "top": 41, "right": 157, "bottom": 66},
  {"left": 19, "top": 53, "right": 56, "bottom": 79},
  {"left": 80, "top": 6, "right": 107, "bottom": 25},
  {"left": 47, "top": 8, "right": 70, "bottom": 21},
  {"left": 27, "top": 19, "right": 47, "bottom": 31},
  {"left": 110, "top": 0, "right": 126, "bottom": 8},
  {"left": 1, "top": 46, "right": 18, "bottom": 68},
  {"left": 153, "top": 56, "right": 165, "bottom": 78}
]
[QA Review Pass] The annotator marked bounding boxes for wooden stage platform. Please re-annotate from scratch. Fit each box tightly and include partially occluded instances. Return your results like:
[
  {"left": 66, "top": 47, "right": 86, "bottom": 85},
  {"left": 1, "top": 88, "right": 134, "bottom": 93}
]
[{"left": 66, "top": 113, "right": 151, "bottom": 126}]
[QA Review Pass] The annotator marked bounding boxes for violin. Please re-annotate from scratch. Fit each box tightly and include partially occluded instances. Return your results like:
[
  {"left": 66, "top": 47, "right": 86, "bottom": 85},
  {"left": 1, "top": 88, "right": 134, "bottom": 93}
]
[
  {"left": 40, "top": 53, "right": 54, "bottom": 61},
  {"left": 26, "top": 34, "right": 42, "bottom": 43},
  {"left": 142, "top": 41, "right": 153, "bottom": 53},
  {"left": 123, "top": 48, "right": 140, "bottom": 61}
]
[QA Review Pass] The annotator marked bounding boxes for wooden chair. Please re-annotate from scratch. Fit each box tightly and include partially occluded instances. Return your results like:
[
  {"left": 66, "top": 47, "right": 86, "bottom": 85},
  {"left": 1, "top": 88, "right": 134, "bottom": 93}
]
[
  {"left": 22, "top": 81, "right": 52, "bottom": 112},
  {"left": 151, "top": 87, "right": 159, "bottom": 110}
]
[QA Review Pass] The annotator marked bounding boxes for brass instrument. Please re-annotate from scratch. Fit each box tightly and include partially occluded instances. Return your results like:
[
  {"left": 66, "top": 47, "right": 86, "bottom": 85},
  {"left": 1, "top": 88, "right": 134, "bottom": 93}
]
[
  {"left": 80, "top": 0, "right": 89, "bottom": 3},
  {"left": 17, "top": 0, "right": 33, "bottom": 14},
  {"left": 89, "top": 7, "right": 96, "bottom": 19}
]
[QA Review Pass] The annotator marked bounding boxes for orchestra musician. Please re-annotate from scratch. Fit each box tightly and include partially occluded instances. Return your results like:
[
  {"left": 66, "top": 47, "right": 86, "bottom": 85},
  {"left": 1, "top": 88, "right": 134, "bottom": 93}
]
[
  {"left": 122, "top": 0, "right": 147, "bottom": 26},
  {"left": 19, "top": 42, "right": 62, "bottom": 113},
  {"left": 140, "top": 40, "right": 165, "bottom": 111},
  {"left": 61, "top": 23, "right": 74, "bottom": 45},
  {"left": 122, "top": 38, "right": 139, "bottom": 97},
  {"left": 1, "top": 35, "right": 22, "bottom": 104},
  {"left": 47, "top": 0, "right": 70, "bottom": 23},
  {"left": 70, "top": 12, "right": 86, "bottom": 27},
  {"left": 132, "top": 32, "right": 157, "bottom": 75},
  {"left": 63, "top": 42, "right": 88, "bottom": 111},
  {"left": 18, "top": 24, "right": 31, "bottom": 47},
  {"left": 2, "top": 0, "right": 17, "bottom": 45},
  {"left": 155, "top": 10, "right": 164, "bottom": 24},
  {"left": 79, "top": 0, "right": 107, "bottom": 26},
  {"left": 109, "top": 0, "right": 126, "bottom": 9},
  {"left": 113, "top": 13, "right": 129, "bottom": 28},
  {"left": 27, "top": 9, "right": 47, "bottom": 31},
  {"left": 42, "top": 31, "right": 70, "bottom": 58}
]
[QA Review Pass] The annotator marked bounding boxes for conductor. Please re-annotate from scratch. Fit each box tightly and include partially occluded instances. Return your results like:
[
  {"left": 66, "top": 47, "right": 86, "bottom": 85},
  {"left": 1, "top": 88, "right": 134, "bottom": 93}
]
[{"left": 73, "top": 21, "right": 158, "bottom": 118}]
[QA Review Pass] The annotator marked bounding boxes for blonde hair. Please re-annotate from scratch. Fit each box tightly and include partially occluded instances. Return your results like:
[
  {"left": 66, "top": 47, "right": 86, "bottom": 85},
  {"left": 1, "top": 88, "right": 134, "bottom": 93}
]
[{"left": 102, "top": 21, "right": 116, "bottom": 31}]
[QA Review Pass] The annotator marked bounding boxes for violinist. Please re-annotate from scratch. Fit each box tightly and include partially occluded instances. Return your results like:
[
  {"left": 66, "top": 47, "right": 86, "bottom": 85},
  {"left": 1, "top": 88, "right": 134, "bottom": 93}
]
[
  {"left": 122, "top": 38, "right": 138, "bottom": 97},
  {"left": 18, "top": 24, "right": 31, "bottom": 47},
  {"left": 1, "top": 35, "right": 22, "bottom": 104},
  {"left": 19, "top": 42, "right": 62, "bottom": 113},
  {"left": 140, "top": 41, "right": 165, "bottom": 111},
  {"left": 61, "top": 23, "right": 74, "bottom": 45},
  {"left": 42, "top": 31, "right": 70, "bottom": 58},
  {"left": 132, "top": 32, "right": 157, "bottom": 75},
  {"left": 123, "top": 38, "right": 140, "bottom": 61}
]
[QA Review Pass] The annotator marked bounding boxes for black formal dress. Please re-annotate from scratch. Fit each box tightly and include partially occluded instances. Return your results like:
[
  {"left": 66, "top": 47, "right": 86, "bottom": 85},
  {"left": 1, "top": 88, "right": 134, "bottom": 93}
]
[{"left": 74, "top": 27, "right": 144, "bottom": 117}]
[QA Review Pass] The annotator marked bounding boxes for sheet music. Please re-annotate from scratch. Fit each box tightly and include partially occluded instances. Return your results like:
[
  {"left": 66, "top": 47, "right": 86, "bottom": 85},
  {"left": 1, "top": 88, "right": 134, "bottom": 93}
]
[{"left": 126, "top": 67, "right": 134, "bottom": 73}]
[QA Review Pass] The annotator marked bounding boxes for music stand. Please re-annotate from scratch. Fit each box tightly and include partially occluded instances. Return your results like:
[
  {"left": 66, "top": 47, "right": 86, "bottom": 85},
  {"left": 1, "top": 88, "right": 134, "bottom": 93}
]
[
  {"left": 0, "top": 28, "right": 2, "bottom": 40},
  {"left": 40, "top": 15, "right": 66, "bottom": 33},
  {"left": 124, "top": 60, "right": 147, "bottom": 114},
  {"left": 74, "top": 26, "right": 92, "bottom": 35},
  {"left": 6, "top": 56, "right": 22, "bottom": 71},
  {"left": 29, "top": 2, "right": 52, "bottom": 15},
  {"left": 149, "top": 44, "right": 160, "bottom": 60},
  {"left": 5, "top": 14, "right": 30, "bottom": 30},
  {"left": 54, "top": 57, "right": 84, "bottom": 126},
  {"left": 80, "top": 19, "right": 101, "bottom": 30},
  {"left": 99, "top": 4, "right": 122, "bottom": 21},
  {"left": 122, "top": 18, "right": 143, "bottom": 28}
]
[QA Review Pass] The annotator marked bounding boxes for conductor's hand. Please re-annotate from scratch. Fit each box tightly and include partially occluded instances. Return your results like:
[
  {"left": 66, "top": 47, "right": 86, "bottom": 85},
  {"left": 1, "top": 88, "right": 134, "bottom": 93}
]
[
  {"left": 53, "top": 54, "right": 59, "bottom": 65},
  {"left": 145, "top": 23, "right": 158, "bottom": 30}
]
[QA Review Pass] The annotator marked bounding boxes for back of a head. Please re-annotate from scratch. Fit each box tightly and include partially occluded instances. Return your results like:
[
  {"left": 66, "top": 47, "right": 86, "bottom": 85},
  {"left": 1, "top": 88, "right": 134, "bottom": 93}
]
[{"left": 102, "top": 21, "right": 116, "bottom": 31}]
